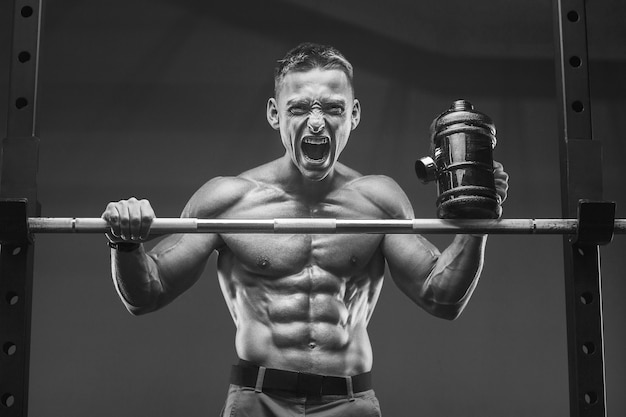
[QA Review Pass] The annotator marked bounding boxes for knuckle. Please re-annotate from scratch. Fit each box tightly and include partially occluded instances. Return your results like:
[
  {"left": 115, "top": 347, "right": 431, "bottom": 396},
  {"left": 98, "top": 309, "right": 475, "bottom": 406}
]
[{"left": 141, "top": 200, "right": 155, "bottom": 216}]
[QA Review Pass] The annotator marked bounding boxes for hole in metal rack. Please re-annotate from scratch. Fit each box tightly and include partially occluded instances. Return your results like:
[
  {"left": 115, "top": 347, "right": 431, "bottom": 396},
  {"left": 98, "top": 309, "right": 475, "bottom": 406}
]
[
  {"left": 2, "top": 342, "right": 17, "bottom": 356},
  {"left": 567, "top": 10, "right": 579, "bottom": 22},
  {"left": 15, "top": 97, "right": 28, "bottom": 109},
  {"left": 582, "top": 342, "right": 596, "bottom": 355},
  {"left": 12, "top": 246, "right": 21, "bottom": 256},
  {"left": 572, "top": 101, "right": 584, "bottom": 113},
  {"left": 584, "top": 391, "right": 598, "bottom": 405},
  {"left": 580, "top": 292, "right": 593, "bottom": 305},
  {"left": 18, "top": 51, "right": 31, "bottom": 63},
  {"left": 1, "top": 393, "right": 15, "bottom": 408},
  {"left": 6, "top": 292, "right": 19, "bottom": 306},
  {"left": 21, "top": 6, "right": 33, "bottom": 17},
  {"left": 569, "top": 56, "right": 582, "bottom": 68}
]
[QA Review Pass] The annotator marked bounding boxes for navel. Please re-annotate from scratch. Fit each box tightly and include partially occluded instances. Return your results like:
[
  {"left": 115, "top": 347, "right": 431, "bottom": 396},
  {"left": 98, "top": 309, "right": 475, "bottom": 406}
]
[{"left": 350, "top": 256, "right": 358, "bottom": 267}]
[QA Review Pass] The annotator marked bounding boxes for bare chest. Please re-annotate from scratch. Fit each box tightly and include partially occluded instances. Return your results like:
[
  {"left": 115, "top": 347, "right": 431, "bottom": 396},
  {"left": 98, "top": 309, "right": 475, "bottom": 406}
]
[
  {"left": 220, "top": 233, "right": 382, "bottom": 278},
  {"left": 217, "top": 190, "right": 386, "bottom": 277}
]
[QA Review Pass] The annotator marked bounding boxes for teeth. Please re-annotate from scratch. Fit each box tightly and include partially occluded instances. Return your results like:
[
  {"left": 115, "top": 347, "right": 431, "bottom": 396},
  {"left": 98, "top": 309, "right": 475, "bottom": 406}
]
[
  {"left": 303, "top": 136, "right": 329, "bottom": 145},
  {"left": 301, "top": 136, "right": 330, "bottom": 161}
]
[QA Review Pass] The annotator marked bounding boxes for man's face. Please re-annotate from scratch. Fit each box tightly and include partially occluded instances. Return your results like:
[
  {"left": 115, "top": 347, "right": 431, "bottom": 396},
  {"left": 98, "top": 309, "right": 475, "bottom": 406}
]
[{"left": 267, "top": 68, "right": 361, "bottom": 181}]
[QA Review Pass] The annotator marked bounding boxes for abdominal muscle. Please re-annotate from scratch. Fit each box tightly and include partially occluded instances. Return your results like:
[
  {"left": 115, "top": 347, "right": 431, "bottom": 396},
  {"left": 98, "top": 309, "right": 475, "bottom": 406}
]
[{"left": 217, "top": 252, "right": 378, "bottom": 377}]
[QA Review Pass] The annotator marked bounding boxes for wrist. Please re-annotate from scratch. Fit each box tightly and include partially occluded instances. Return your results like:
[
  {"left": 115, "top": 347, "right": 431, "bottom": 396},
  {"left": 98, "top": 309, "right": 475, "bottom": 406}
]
[{"left": 107, "top": 241, "right": 141, "bottom": 252}]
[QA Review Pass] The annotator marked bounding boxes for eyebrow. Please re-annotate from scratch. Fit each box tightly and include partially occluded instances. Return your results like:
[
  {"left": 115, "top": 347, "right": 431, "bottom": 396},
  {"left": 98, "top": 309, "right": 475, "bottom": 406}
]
[
  {"left": 285, "top": 98, "right": 347, "bottom": 107},
  {"left": 322, "top": 99, "right": 347, "bottom": 107},
  {"left": 286, "top": 99, "right": 310, "bottom": 107}
]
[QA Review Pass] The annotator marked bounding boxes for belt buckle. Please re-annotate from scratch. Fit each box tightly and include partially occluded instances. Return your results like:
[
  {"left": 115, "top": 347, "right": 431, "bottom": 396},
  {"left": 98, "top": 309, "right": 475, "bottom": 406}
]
[{"left": 297, "top": 372, "right": 324, "bottom": 396}]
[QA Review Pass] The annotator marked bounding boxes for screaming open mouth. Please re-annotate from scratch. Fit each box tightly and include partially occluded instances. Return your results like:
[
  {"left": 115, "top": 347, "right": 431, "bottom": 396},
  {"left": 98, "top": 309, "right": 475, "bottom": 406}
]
[{"left": 301, "top": 136, "right": 330, "bottom": 162}]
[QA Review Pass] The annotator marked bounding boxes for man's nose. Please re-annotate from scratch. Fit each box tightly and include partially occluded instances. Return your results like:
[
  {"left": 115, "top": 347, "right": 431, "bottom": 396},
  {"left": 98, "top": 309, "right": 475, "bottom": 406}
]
[{"left": 307, "top": 111, "right": 325, "bottom": 134}]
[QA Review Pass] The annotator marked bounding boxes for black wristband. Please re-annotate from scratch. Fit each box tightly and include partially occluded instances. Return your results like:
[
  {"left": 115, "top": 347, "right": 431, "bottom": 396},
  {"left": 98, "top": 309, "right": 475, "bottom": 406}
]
[{"left": 107, "top": 241, "right": 141, "bottom": 252}]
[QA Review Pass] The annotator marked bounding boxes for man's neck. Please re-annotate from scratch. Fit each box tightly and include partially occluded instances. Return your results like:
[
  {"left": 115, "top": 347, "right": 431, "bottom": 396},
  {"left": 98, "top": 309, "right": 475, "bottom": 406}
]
[{"left": 278, "top": 153, "right": 340, "bottom": 203}]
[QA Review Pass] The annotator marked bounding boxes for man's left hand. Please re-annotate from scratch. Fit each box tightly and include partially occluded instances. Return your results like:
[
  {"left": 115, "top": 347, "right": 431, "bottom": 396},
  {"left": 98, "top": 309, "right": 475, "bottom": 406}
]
[{"left": 494, "top": 160, "right": 509, "bottom": 204}]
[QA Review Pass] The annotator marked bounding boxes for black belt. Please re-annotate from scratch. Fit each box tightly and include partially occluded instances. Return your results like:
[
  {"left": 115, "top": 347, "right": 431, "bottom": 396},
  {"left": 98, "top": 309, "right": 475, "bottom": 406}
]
[{"left": 230, "top": 361, "right": 372, "bottom": 396}]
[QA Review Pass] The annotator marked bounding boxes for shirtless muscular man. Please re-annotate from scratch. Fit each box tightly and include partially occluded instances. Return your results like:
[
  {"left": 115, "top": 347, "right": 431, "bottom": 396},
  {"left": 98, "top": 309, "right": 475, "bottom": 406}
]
[{"left": 102, "top": 43, "right": 509, "bottom": 416}]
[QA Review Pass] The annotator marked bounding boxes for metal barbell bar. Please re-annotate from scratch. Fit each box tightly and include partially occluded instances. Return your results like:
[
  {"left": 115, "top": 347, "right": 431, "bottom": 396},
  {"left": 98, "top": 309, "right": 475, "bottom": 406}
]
[{"left": 26, "top": 217, "right": 626, "bottom": 235}]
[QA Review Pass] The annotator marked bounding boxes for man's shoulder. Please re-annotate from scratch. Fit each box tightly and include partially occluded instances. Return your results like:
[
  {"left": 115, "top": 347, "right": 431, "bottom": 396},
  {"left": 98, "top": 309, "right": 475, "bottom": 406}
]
[
  {"left": 343, "top": 174, "right": 413, "bottom": 219},
  {"left": 238, "top": 158, "right": 286, "bottom": 183},
  {"left": 333, "top": 163, "right": 398, "bottom": 191},
  {"left": 346, "top": 174, "right": 403, "bottom": 197},
  {"left": 184, "top": 176, "right": 259, "bottom": 218}
]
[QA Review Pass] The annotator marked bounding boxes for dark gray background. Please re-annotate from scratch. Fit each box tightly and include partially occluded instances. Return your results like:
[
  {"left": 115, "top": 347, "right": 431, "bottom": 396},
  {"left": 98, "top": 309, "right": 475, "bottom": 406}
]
[{"left": 1, "top": 1, "right": 625, "bottom": 416}]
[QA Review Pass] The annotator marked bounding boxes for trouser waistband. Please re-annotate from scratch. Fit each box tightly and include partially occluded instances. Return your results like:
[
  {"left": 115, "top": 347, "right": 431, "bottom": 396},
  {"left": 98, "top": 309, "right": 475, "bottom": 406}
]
[{"left": 230, "top": 359, "right": 372, "bottom": 396}]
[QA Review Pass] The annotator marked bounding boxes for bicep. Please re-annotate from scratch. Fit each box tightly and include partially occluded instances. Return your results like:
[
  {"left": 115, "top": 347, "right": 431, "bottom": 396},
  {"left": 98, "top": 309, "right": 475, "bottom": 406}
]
[
  {"left": 384, "top": 233, "right": 449, "bottom": 312},
  {"left": 371, "top": 176, "right": 440, "bottom": 292},
  {"left": 147, "top": 232, "right": 220, "bottom": 307},
  {"left": 359, "top": 175, "right": 442, "bottom": 305},
  {"left": 150, "top": 175, "right": 247, "bottom": 296},
  {"left": 383, "top": 233, "right": 440, "bottom": 300}
]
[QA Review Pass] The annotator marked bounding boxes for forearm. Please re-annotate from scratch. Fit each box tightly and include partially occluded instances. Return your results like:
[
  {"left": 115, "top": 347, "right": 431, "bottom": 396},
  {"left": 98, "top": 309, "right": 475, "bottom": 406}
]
[
  {"left": 422, "top": 234, "right": 487, "bottom": 318},
  {"left": 111, "top": 246, "right": 163, "bottom": 315}
]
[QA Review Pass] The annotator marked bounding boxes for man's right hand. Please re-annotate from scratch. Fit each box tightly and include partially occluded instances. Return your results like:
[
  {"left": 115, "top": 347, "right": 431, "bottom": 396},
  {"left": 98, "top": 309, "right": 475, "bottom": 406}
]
[{"left": 101, "top": 197, "right": 155, "bottom": 243}]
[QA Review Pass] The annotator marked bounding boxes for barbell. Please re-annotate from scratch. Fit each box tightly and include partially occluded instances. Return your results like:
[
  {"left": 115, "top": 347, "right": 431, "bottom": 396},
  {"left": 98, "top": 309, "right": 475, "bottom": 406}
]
[{"left": 26, "top": 217, "right": 626, "bottom": 236}]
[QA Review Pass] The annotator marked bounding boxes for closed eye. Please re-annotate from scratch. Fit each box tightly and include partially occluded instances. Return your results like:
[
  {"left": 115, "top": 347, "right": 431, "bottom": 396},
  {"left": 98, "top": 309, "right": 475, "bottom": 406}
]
[
  {"left": 326, "top": 106, "right": 344, "bottom": 115},
  {"left": 323, "top": 101, "right": 345, "bottom": 115},
  {"left": 288, "top": 105, "right": 308, "bottom": 116}
]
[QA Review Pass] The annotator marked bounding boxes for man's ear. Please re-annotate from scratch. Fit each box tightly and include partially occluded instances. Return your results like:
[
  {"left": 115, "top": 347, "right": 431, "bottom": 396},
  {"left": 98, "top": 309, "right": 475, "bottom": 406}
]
[
  {"left": 351, "top": 99, "right": 361, "bottom": 130},
  {"left": 267, "top": 98, "right": 280, "bottom": 130}
]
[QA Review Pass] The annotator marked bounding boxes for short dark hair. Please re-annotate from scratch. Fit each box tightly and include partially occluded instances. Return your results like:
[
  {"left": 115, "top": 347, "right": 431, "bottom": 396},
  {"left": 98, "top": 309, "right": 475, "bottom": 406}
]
[{"left": 274, "top": 43, "right": 354, "bottom": 95}]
